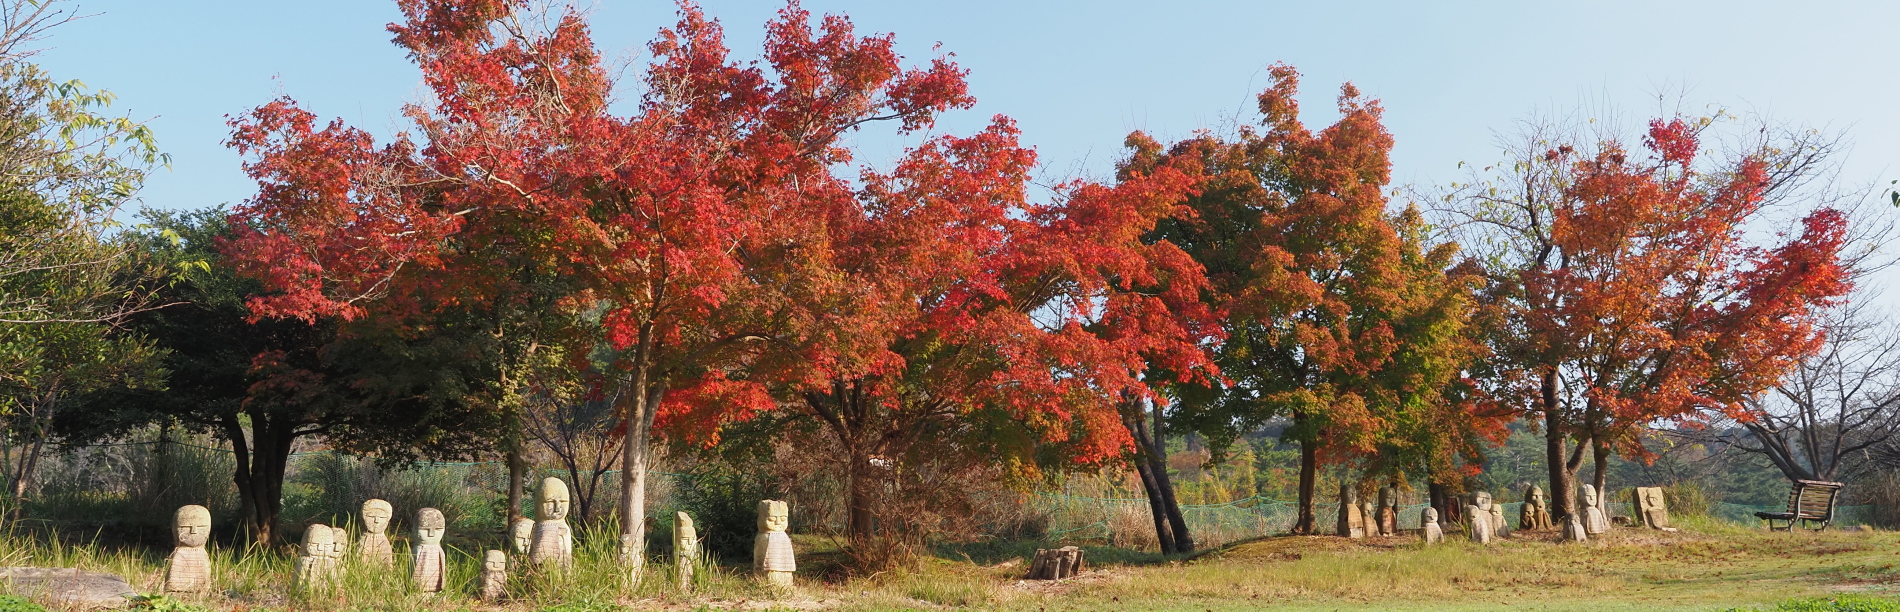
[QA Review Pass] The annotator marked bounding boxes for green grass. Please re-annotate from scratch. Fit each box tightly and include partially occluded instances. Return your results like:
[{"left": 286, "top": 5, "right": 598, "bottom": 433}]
[{"left": 0, "top": 516, "right": 1896, "bottom": 610}]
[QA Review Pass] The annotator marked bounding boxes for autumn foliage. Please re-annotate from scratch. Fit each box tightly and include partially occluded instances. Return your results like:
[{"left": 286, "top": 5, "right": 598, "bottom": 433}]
[{"left": 205, "top": 0, "right": 1856, "bottom": 563}]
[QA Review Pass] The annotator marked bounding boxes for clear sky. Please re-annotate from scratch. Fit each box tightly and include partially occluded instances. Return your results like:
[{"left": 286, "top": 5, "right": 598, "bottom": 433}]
[{"left": 33, "top": 1, "right": 1900, "bottom": 217}]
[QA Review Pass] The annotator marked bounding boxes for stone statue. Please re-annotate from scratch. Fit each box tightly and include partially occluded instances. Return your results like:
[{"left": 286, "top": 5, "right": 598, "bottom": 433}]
[
  {"left": 164, "top": 505, "right": 212, "bottom": 592},
  {"left": 295, "top": 524, "right": 339, "bottom": 590},
  {"left": 1519, "top": 485, "right": 1553, "bottom": 531},
  {"left": 1562, "top": 513, "right": 1588, "bottom": 542},
  {"left": 479, "top": 550, "right": 507, "bottom": 601},
  {"left": 1420, "top": 507, "right": 1443, "bottom": 545},
  {"left": 1336, "top": 484, "right": 1365, "bottom": 538},
  {"left": 412, "top": 508, "right": 447, "bottom": 593},
  {"left": 676, "top": 511, "right": 699, "bottom": 591},
  {"left": 358, "top": 499, "right": 395, "bottom": 566},
  {"left": 753, "top": 499, "right": 795, "bottom": 587},
  {"left": 1484, "top": 492, "right": 1508, "bottom": 539},
  {"left": 511, "top": 517, "right": 534, "bottom": 557},
  {"left": 1581, "top": 484, "right": 1609, "bottom": 535},
  {"left": 1633, "top": 487, "right": 1676, "bottom": 531},
  {"left": 1467, "top": 494, "right": 1493, "bottom": 545},
  {"left": 529, "top": 477, "right": 574, "bottom": 567},
  {"left": 1376, "top": 486, "right": 1398, "bottom": 537}
]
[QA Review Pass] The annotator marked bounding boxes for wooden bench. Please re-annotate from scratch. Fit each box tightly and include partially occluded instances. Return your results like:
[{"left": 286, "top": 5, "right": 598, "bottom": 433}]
[{"left": 1755, "top": 479, "right": 1844, "bottom": 531}]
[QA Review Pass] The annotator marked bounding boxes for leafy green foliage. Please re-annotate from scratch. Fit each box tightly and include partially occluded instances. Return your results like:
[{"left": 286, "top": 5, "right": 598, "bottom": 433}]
[{"left": 0, "top": 594, "right": 42, "bottom": 612}]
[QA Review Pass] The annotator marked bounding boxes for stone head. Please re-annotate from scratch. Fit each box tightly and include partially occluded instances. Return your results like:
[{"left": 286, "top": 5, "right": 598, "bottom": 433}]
[
  {"left": 1529, "top": 485, "right": 1546, "bottom": 506},
  {"left": 676, "top": 511, "right": 697, "bottom": 546},
  {"left": 416, "top": 508, "right": 446, "bottom": 545},
  {"left": 537, "top": 477, "right": 570, "bottom": 521},
  {"left": 329, "top": 526, "right": 349, "bottom": 558},
  {"left": 483, "top": 549, "right": 507, "bottom": 572},
  {"left": 1643, "top": 487, "right": 1663, "bottom": 505},
  {"left": 1378, "top": 486, "right": 1396, "bottom": 507},
  {"left": 1581, "top": 484, "right": 1599, "bottom": 506},
  {"left": 361, "top": 499, "right": 393, "bottom": 534},
  {"left": 1422, "top": 507, "right": 1438, "bottom": 524},
  {"left": 303, "top": 523, "right": 336, "bottom": 557},
  {"left": 757, "top": 499, "right": 789, "bottom": 533},
  {"left": 511, "top": 518, "right": 534, "bottom": 553},
  {"left": 1340, "top": 483, "right": 1358, "bottom": 503},
  {"left": 174, "top": 505, "right": 212, "bottom": 548},
  {"left": 1474, "top": 491, "right": 1493, "bottom": 511}
]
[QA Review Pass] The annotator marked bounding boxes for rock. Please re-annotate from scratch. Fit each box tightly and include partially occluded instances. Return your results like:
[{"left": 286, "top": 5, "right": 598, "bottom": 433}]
[{"left": 0, "top": 567, "right": 134, "bottom": 608}]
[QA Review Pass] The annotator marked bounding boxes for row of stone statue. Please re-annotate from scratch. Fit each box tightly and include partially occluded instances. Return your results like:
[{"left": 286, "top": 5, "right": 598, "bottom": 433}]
[
  {"left": 1341, "top": 482, "right": 1677, "bottom": 545},
  {"left": 161, "top": 477, "right": 802, "bottom": 598}
]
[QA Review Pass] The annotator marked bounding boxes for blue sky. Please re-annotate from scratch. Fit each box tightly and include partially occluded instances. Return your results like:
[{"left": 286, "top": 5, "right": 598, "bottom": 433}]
[{"left": 34, "top": 1, "right": 1900, "bottom": 216}]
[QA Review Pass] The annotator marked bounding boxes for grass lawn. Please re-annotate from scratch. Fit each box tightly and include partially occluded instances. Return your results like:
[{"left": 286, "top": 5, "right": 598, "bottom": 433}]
[{"left": 4, "top": 516, "right": 1897, "bottom": 611}]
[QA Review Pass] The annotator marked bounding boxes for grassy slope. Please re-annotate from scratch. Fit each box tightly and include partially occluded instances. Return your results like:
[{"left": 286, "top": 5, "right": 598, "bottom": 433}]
[{"left": 3, "top": 517, "right": 1897, "bottom": 610}]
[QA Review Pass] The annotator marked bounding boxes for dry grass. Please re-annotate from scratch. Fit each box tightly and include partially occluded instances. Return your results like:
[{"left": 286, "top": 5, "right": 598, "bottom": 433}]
[{"left": 1, "top": 517, "right": 1897, "bottom": 611}]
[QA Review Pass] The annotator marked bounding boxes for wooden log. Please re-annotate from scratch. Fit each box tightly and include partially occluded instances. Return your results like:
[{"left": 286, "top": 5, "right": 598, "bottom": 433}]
[{"left": 1026, "top": 546, "right": 1087, "bottom": 580}]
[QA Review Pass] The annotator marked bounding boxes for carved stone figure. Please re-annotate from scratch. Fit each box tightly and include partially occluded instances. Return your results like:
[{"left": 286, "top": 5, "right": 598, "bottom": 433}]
[
  {"left": 1485, "top": 492, "right": 1508, "bottom": 539},
  {"left": 1581, "top": 484, "right": 1609, "bottom": 535},
  {"left": 511, "top": 517, "right": 534, "bottom": 557},
  {"left": 164, "top": 505, "right": 211, "bottom": 592},
  {"left": 1336, "top": 484, "right": 1365, "bottom": 538},
  {"left": 753, "top": 499, "right": 795, "bottom": 587},
  {"left": 1519, "top": 485, "right": 1553, "bottom": 531},
  {"left": 1466, "top": 502, "right": 1491, "bottom": 544},
  {"left": 676, "top": 511, "right": 699, "bottom": 591},
  {"left": 1633, "top": 487, "right": 1676, "bottom": 531},
  {"left": 1420, "top": 507, "right": 1443, "bottom": 545},
  {"left": 479, "top": 550, "right": 507, "bottom": 601},
  {"left": 529, "top": 477, "right": 574, "bottom": 567},
  {"left": 357, "top": 499, "right": 395, "bottom": 566},
  {"left": 1376, "top": 486, "right": 1398, "bottom": 536},
  {"left": 295, "top": 524, "right": 339, "bottom": 590},
  {"left": 412, "top": 508, "right": 447, "bottom": 593},
  {"left": 1562, "top": 514, "right": 1588, "bottom": 542}
]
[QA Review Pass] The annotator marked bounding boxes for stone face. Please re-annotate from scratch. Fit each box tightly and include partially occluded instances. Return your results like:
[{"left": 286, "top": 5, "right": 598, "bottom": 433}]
[
  {"left": 1633, "top": 487, "right": 1675, "bottom": 531},
  {"left": 1519, "top": 486, "right": 1553, "bottom": 531},
  {"left": 1466, "top": 503, "right": 1492, "bottom": 544},
  {"left": 1581, "top": 484, "right": 1610, "bottom": 535},
  {"left": 1336, "top": 484, "right": 1365, "bottom": 538},
  {"left": 165, "top": 505, "right": 211, "bottom": 593},
  {"left": 295, "top": 524, "right": 339, "bottom": 591},
  {"left": 479, "top": 550, "right": 507, "bottom": 601},
  {"left": 0, "top": 567, "right": 136, "bottom": 609},
  {"left": 753, "top": 499, "right": 795, "bottom": 587},
  {"left": 676, "top": 512, "right": 698, "bottom": 591},
  {"left": 511, "top": 517, "right": 534, "bottom": 556},
  {"left": 529, "top": 477, "right": 574, "bottom": 567},
  {"left": 1420, "top": 507, "right": 1443, "bottom": 545},
  {"left": 1376, "top": 486, "right": 1399, "bottom": 537},
  {"left": 1485, "top": 494, "right": 1508, "bottom": 539},
  {"left": 412, "top": 508, "right": 447, "bottom": 593},
  {"left": 358, "top": 499, "right": 395, "bottom": 566}
]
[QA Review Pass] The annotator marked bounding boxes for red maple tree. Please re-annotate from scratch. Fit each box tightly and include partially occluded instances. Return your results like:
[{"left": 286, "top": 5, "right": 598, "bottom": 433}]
[
  {"left": 1453, "top": 115, "right": 1851, "bottom": 517},
  {"left": 223, "top": 0, "right": 976, "bottom": 566}
]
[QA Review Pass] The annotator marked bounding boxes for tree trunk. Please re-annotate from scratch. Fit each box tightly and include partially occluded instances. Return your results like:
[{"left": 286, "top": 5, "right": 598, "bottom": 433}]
[
  {"left": 1541, "top": 369, "right": 1576, "bottom": 521},
  {"left": 506, "top": 425, "right": 525, "bottom": 527},
  {"left": 1294, "top": 424, "right": 1319, "bottom": 535},
  {"left": 846, "top": 445, "right": 875, "bottom": 545},
  {"left": 1428, "top": 480, "right": 1460, "bottom": 526},
  {"left": 619, "top": 357, "right": 661, "bottom": 577},
  {"left": 1131, "top": 456, "right": 1177, "bottom": 553},
  {"left": 226, "top": 415, "right": 297, "bottom": 546},
  {"left": 1591, "top": 435, "right": 1610, "bottom": 501},
  {"left": 1133, "top": 402, "right": 1192, "bottom": 552},
  {"left": 1120, "top": 403, "right": 1177, "bottom": 553}
]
